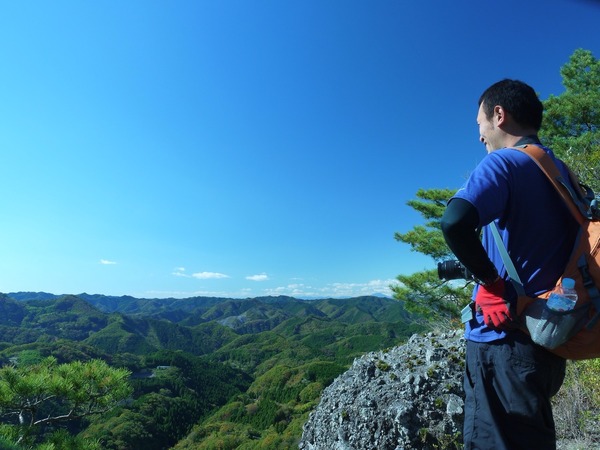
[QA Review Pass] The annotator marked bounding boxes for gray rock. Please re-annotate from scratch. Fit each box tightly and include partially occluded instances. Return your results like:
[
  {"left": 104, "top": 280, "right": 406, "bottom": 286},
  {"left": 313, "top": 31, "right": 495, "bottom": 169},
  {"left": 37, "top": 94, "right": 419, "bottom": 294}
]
[
  {"left": 299, "top": 330, "right": 465, "bottom": 450},
  {"left": 300, "top": 329, "right": 600, "bottom": 449}
]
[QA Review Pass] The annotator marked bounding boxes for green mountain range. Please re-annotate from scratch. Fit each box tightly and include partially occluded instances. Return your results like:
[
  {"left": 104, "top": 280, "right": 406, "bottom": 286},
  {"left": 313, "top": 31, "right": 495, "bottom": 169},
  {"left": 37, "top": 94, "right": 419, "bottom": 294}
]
[{"left": 0, "top": 292, "right": 426, "bottom": 449}]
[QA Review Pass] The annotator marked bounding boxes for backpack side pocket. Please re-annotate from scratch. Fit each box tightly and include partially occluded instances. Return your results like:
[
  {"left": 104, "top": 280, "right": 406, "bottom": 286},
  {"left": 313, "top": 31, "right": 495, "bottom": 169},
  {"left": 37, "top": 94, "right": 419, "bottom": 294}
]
[{"left": 523, "top": 299, "right": 590, "bottom": 349}]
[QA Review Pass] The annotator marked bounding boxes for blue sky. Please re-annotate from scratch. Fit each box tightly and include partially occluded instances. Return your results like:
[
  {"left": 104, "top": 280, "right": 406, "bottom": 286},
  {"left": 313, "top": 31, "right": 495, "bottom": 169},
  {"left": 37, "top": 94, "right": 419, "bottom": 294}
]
[{"left": 1, "top": 0, "right": 599, "bottom": 299}]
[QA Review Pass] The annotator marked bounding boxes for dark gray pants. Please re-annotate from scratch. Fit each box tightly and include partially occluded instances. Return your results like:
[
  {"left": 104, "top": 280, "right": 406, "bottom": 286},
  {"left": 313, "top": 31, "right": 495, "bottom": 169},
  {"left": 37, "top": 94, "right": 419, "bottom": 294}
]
[{"left": 463, "top": 332, "right": 566, "bottom": 450}]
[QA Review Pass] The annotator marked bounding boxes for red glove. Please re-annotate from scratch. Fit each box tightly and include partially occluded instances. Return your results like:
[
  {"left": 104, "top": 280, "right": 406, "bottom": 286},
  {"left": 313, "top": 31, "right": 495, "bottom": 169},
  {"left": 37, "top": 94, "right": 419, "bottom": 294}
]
[{"left": 475, "top": 277, "right": 513, "bottom": 329}]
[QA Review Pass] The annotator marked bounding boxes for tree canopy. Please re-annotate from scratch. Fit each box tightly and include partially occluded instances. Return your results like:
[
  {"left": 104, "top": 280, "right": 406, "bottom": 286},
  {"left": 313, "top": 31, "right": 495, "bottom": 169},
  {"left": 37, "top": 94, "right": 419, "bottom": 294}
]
[
  {"left": 541, "top": 49, "right": 600, "bottom": 192},
  {"left": 0, "top": 357, "right": 132, "bottom": 448}
]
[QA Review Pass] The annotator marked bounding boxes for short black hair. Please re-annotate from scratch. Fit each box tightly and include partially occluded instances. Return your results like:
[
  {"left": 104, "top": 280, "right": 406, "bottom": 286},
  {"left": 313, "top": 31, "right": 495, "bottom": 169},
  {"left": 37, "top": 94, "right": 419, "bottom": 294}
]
[{"left": 478, "top": 79, "right": 543, "bottom": 131}]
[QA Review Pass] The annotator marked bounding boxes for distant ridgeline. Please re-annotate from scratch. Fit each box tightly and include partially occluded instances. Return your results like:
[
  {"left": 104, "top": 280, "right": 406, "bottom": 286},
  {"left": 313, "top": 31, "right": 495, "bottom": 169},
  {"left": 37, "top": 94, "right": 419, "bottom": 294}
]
[
  {"left": 1, "top": 292, "right": 421, "bottom": 345},
  {"left": 0, "top": 292, "right": 426, "bottom": 449}
]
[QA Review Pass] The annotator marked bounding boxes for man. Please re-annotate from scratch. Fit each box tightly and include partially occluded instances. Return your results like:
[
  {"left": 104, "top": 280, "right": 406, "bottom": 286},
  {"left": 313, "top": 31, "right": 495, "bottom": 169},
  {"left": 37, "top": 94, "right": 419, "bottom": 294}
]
[{"left": 440, "top": 79, "right": 580, "bottom": 450}]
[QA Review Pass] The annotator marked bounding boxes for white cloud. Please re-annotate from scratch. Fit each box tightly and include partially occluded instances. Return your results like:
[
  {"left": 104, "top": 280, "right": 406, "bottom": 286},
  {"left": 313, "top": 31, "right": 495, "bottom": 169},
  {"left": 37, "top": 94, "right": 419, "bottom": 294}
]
[
  {"left": 100, "top": 259, "right": 117, "bottom": 265},
  {"left": 264, "top": 283, "right": 311, "bottom": 297},
  {"left": 172, "top": 267, "right": 189, "bottom": 277},
  {"left": 172, "top": 268, "right": 230, "bottom": 280},
  {"left": 246, "top": 273, "right": 269, "bottom": 282},
  {"left": 191, "top": 271, "right": 230, "bottom": 280},
  {"left": 263, "top": 279, "right": 395, "bottom": 299}
]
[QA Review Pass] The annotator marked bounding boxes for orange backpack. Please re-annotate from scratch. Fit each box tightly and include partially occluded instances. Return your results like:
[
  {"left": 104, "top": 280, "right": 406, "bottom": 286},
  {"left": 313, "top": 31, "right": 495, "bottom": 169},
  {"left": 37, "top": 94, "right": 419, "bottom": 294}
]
[{"left": 492, "top": 145, "right": 600, "bottom": 360}]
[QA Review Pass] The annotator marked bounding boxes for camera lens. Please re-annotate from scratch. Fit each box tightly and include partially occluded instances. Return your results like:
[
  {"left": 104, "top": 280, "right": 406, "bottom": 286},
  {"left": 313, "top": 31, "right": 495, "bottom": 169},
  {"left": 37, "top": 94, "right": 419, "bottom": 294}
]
[{"left": 438, "top": 260, "right": 470, "bottom": 281}]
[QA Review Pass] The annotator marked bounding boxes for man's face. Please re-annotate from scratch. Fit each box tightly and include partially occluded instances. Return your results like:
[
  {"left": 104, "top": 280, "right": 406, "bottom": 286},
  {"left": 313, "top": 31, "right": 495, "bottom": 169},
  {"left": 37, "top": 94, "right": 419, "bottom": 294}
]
[{"left": 477, "top": 103, "right": 501, "bottom": 153}]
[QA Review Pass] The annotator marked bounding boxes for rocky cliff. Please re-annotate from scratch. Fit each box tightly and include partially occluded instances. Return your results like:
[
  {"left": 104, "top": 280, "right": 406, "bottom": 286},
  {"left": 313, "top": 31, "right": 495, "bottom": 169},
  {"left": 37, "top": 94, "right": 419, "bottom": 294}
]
[
  {"left": 299, "top": 330, "right": 465, "bottom": 450},
  {"left": 299, "top": 330, "right": 595, "bottom": 450}
]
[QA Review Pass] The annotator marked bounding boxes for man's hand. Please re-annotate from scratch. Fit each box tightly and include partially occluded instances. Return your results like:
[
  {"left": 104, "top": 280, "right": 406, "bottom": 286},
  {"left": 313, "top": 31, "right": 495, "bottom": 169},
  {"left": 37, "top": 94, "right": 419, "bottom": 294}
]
[{"left": 475, "top": 277, "right": 513, "bottom": 329}]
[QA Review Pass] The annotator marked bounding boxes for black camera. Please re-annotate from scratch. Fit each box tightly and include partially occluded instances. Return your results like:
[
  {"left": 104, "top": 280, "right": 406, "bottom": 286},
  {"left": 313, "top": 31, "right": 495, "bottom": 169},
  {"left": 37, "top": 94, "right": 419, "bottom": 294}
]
[{"left": 437, "top": 260, "right": 473, "bottom": 281}]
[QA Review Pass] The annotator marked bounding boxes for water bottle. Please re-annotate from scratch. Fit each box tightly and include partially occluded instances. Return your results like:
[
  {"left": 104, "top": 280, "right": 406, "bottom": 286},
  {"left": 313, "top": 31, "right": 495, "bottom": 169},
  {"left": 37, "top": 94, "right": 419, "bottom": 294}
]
[{"left": 546, "top": 278, "right": 578, "bottom": 311}]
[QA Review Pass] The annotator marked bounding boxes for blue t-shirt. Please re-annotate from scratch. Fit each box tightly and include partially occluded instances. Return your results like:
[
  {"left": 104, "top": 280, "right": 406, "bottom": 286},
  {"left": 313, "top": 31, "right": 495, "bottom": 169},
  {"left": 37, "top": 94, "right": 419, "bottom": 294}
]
[{"left": 453, "top": 146, "right": 579, "bottom": 342}]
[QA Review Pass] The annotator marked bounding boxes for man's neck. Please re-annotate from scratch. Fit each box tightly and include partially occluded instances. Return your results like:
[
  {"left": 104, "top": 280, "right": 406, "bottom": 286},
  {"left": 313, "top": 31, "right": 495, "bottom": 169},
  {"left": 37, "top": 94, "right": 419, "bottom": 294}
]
[
  {"left": 500, "top": 134, "right": 541, "bottom": 148},
  {"left": 513, "top": 135, "right": 542, "bottom": 147}
]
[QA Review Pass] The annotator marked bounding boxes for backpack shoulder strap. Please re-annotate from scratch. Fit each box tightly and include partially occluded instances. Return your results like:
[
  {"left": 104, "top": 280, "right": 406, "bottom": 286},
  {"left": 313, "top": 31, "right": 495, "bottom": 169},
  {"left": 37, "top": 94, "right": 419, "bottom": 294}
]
[
  {"left": 490, "top": 222, "right": 535, "bottom": 315},
  {"left": 511, "top": 145, "right": 589, "bottom": 224},
  {"left": 490, "top": 222, "right": 525, "bottom": 294}
]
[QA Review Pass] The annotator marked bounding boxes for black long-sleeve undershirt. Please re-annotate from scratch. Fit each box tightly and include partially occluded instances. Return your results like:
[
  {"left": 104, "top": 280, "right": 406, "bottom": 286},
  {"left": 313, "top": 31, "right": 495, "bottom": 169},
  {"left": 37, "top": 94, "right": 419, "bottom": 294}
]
[{"left": 440, "top": 198, "right": 498, "bottom": 284}]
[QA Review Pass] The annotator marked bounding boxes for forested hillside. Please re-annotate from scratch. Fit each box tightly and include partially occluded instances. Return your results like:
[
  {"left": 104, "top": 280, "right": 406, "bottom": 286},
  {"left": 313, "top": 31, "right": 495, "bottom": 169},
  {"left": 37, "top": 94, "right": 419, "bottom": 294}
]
[{"left": 0, "top": 292, "right": 425, "bottom": 449}]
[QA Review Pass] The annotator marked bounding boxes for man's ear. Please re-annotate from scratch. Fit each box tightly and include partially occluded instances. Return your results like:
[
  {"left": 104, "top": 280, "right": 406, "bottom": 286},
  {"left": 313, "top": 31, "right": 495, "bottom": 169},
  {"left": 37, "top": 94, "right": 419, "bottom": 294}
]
[{"left": 494, "top": 105, "right": 507, "bottom": 127}]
